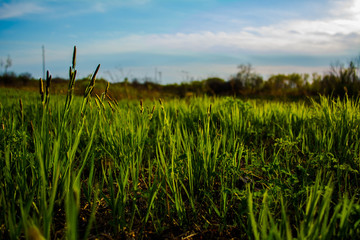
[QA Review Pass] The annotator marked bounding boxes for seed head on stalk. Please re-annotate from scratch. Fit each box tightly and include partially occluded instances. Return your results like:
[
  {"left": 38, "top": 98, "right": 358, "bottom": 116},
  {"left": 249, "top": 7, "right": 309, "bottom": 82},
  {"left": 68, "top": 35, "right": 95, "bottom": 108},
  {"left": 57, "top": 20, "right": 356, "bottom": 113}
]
[
  {"left": 105, "top": 81, "right": 109, "bottom": 95},
  {"left": 19, "top": 99, "right": 23, "bottom": 117},
  {"left": 113, "top": 98, "right": 118, "bottom": 106},
  {"left": 46, "top": 70, "right": 51, "bottom": 96},
  {"left": 140, "top": 99, "right": 144, "bottom": 113},
  {"left": 69, "top": 66, "right": 77, "bottom": 84},
  {"left": 69, "top": 46, "right": 77, "bottom": 85},
  {"left": 149, "top": 105, "right": 156, "bottom": 120},
  {"left": 84, "top": 64, "right": 101, "bottom": 99},
  {"left": 69, "top": 66, "right": 72, "bottom": 79},
  {"left": 101, "top": 81, "right": 110, "bottom": 100},
  {"left": 45, "top": 70, "right": 52, "bottom": 104},
  {"left": 108, "top": 101, "right": 115, "bottom": 112},
  {"left": 106, "top": 93, "right": 113, "bottom": 102},
  {"left": 64, "top": 46, "right": 77, "bottom": 113},
  {"left": 91, "top": 64, "right": 100, "bottom": 87},
  {"left": 95, "top": 94, "right": 105, "bottom": 109},
  {"left": 72, "top": 46, "right": 76, "bottom": 69},
  {"left": 151, "top": 105, "right": 156, "bottom": 114},
  {"left": 39, "top": 78, "right": 44, "bottom": 101},
  {"left": 159, "top": 98, "right": 164, "bottom": 111}
]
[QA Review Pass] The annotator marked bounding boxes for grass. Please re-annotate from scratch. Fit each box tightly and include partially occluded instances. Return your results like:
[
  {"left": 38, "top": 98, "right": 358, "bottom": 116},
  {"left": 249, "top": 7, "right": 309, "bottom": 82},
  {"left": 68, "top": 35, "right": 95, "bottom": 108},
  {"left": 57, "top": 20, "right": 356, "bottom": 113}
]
[{"left": 1, "top": 47, "right": 360, "bottom": 239}]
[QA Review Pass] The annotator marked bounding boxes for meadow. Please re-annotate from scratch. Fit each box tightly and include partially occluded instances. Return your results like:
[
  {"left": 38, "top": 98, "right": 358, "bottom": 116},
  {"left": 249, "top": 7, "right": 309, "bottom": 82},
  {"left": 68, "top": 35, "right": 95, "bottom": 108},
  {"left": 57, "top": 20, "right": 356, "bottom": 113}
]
[{"left": 1, "top": 50, "right": 360, "bottom": 239}]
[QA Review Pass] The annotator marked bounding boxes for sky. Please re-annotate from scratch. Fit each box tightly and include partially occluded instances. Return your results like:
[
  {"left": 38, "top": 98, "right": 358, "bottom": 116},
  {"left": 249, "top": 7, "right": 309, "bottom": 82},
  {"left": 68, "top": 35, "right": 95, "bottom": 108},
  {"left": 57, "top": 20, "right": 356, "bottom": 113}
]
[{"left": 0, "top": 0, "right": 359, "bottom": 84}]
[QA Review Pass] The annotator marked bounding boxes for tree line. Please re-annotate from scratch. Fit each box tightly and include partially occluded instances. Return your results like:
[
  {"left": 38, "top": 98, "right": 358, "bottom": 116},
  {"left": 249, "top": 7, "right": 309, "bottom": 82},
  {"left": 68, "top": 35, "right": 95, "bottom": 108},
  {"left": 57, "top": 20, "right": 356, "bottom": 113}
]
[{"left": 1, "top": 55, "right": 359, "bottom": 99}]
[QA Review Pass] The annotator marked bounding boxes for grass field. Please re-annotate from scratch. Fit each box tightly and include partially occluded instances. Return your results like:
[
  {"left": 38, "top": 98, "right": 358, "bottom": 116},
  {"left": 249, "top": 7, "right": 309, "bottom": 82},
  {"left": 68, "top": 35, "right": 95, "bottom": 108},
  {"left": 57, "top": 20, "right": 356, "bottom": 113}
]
[{"left": 1, "top": 53, "right": 360, "bottom": 239}]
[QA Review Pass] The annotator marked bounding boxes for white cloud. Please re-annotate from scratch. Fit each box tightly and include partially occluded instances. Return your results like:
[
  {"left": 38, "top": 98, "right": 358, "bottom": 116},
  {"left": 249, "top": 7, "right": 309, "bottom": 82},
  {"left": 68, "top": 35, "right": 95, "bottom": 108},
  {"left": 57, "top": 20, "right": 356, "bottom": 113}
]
[
  {"left": 79, "top": 0, "right": 360, "bottom": 58},
  {"left": 0, "top": 2, "right": 46, "bottom": 19},
  {"left": 329, "top": 0, "right": 360, "bottom": 18}
]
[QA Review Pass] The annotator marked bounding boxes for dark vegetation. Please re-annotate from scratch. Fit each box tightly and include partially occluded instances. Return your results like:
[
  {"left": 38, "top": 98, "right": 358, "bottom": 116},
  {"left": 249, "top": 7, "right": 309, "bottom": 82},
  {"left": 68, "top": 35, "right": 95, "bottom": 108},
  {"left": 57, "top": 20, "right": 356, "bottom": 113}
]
[{"left": 1, "top": 56, "right": 359, "bottom": 100}]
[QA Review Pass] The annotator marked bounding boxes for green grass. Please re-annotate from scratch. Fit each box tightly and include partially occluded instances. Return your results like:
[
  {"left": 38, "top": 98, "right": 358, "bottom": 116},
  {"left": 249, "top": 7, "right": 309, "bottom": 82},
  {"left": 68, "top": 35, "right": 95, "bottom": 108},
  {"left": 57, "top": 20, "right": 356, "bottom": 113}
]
[{"left": 1, "top": 48, "right": 360, "bottom": 239}]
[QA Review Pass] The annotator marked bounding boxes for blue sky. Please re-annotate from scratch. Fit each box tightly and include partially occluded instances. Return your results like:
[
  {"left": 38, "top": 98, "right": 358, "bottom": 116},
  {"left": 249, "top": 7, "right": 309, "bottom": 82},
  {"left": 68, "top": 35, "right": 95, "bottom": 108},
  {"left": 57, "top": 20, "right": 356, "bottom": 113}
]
[{"left": 0, "top": 0, "right": 359, "bottom": 83}]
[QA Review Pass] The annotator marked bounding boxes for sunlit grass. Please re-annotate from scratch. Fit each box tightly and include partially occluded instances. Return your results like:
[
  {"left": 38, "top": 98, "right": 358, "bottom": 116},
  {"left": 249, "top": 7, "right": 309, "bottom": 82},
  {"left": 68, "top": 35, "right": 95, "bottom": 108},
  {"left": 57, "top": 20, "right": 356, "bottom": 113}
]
[{"left": 1, "top": 47, "right": 360, "bottom": 239}]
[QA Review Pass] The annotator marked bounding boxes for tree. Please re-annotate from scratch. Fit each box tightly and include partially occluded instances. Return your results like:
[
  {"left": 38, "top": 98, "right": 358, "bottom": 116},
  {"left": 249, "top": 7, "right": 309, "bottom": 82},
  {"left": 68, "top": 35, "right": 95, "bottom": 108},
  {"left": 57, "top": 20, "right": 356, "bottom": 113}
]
[
  {"left": 288, "top": 73, "right": 304, "bottom": 89},
  {"left": 19, "top": 72, "right": 32, "bottom": 85},
  {"left": 205, "top": 77, "right": 227, "bottom": 95},
  {"left": 309, "top": 73, "right": 322, "bottom": 94},
  {"left": 265, "top": 74, "right": 288, "bottom": 96},
  {"left": 321, "top": 56, "right": 360, "bottom": 97},
  {"left": 4, "top": 55, "right": 12, "bottom": 74},
  {"left": 229, "top": 64, "right": 263, "bottom": 95},
  {"left": 0, "top": 58, "right": 3, "bottom": 74}
]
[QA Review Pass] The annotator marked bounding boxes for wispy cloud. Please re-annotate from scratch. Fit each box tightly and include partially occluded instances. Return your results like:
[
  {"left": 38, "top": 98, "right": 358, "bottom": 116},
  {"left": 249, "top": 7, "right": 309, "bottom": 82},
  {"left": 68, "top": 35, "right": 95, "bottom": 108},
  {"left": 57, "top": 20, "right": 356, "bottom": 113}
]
[
  {"left": 80, "top": 0, "right": 360, "bottom": 58},
  {"left": 0, "top": 2, "right": 46, "bottom": 19},
  {"left": 86, "top": 0, "right": 151, "bottom": 13},
  {"left": 0, "top": 0, "right": 151, "bottom": 19}
]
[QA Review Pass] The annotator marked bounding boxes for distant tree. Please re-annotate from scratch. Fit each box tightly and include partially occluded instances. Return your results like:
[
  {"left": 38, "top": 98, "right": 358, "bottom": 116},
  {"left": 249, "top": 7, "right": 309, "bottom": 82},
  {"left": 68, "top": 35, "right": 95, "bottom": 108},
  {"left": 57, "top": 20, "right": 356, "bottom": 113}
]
[
  {"left": 181, "top": 80, "right": 206, "bottom": 96},
  {"left": 321, "top": 56, "right": 360, "bottom": 97},
  {"left": 0, "top": 58, "right": 3, "bottom": 74},
  {"left": 205, "top": 77, "right": 227, "bottom": 95},
  {"left": 229, "top": 64, "right": 263, "bottom": 95},
  {"left": 131, "top": 78, "right": 140, "bottom": 86},
  {"left": 0, "top": 71, "right": 16, "bottom": 85},
  {"left": 4, "top": 55, "right": 12, "bottom": 74},
  {"left": 309, "top": 73, "right": 322, "bottom": 94},
  {"left": 266, "top": 74, "right": 289, "bottom": 95},
  {"left": 18, "top": 72, "right": 32, "bottom": 85},
  {"left": 288, "top": 73, "right": 304, "bottom": 89}
]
